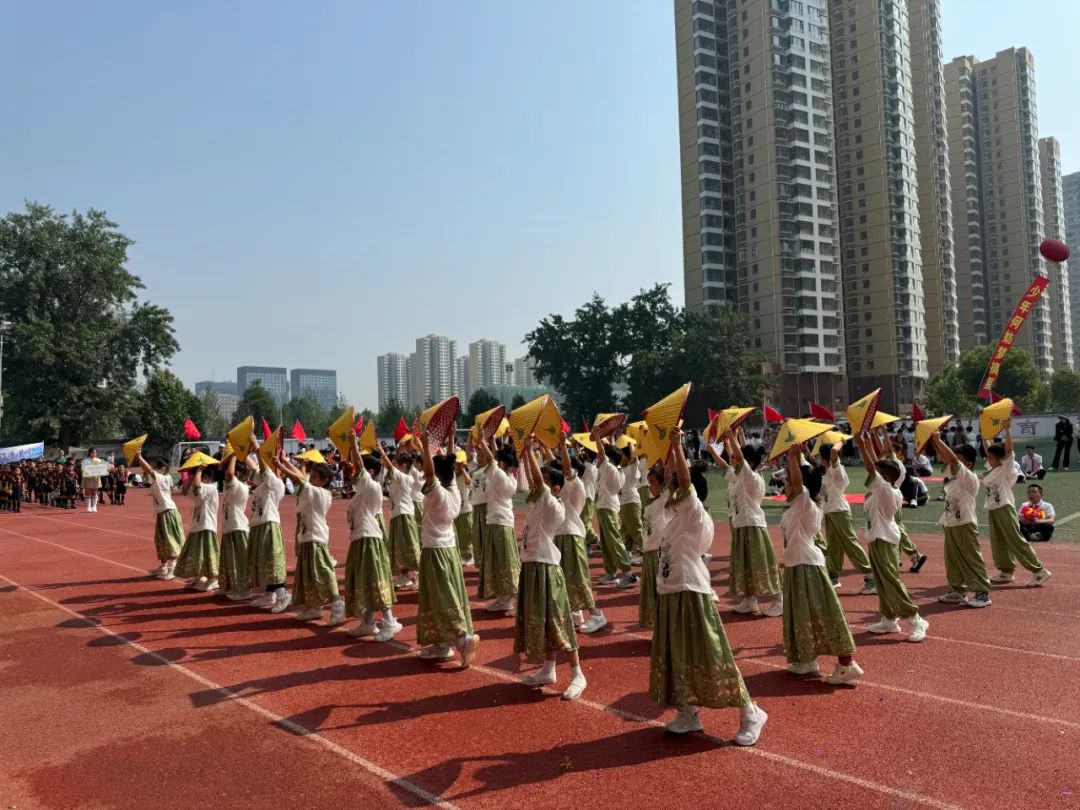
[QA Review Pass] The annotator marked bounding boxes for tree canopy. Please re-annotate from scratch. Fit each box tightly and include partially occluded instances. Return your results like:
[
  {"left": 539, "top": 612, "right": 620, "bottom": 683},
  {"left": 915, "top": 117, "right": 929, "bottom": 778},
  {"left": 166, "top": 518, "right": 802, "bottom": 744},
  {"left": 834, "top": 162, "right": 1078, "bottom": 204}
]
[
  {"left": 232, "top": 380, "right": 278, "bottom": 428},
  {"left": 924, "top": 345, "right": 1049, "bottom": 416},
  {"left": 1049, "top": 368, "right": 1080, "bottom": 411},
  {"left": 465, "top": 389, "right": 501, "bottom": 423},
  {"left": 126, "top": 371, "right": 203, "bottom": 450},
  {"left": 375, "top": 397, "right": 418, "bottom": 436},
  {"left": 283, "top": 391, "right": 332, "bottom": 437}
]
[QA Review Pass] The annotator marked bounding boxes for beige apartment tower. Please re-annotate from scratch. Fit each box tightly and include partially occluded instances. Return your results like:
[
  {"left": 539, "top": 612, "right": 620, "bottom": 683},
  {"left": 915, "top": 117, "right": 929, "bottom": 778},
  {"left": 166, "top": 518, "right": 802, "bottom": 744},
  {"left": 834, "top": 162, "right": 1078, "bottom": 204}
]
[
  {"left": 1065, "top": 170, "right": 1080, "bottom": 370},
  {"left": 675, "top": 0, "right": 846, "bottom": 415},
  {"left": 1039, "top": 138, "right": 1074, "bottom": 371},
  {"left": 944, "top": 48, "right": 1053, "bottom": 373}
]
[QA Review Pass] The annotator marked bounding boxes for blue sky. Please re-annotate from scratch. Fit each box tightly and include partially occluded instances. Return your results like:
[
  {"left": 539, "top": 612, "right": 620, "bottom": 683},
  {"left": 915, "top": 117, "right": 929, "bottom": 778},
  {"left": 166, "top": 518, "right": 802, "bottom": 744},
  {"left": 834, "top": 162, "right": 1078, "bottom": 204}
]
[{"left": 2, "top": 1, "right": 1077, "bottom": 411}]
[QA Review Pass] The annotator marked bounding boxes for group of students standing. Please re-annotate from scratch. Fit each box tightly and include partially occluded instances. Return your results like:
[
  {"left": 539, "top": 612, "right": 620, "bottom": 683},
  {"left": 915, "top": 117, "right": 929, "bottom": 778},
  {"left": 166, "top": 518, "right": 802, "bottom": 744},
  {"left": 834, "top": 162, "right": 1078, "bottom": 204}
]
[{"left": 130, "top": 412, "right": 1053, "bottom": 746}]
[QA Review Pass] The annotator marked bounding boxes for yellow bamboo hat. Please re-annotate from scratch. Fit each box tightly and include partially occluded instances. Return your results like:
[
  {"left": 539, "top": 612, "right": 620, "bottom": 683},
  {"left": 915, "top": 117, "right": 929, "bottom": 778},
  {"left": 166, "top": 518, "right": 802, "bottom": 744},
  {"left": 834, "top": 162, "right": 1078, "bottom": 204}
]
[
  {"left": 226, "top": 416, "right": 255, "bottom": 462},
  {"left": 258, "top": 427, "right": 280, "bottom": 473},
  {"left": 327, "top": 406, "right": 356, "bottom": 456},
  {"left": 979, "top": 398, "right": 1013, "bottom": 441},
  {"left": 571, "top": 432, "right": 598, "bottom": 454},
  {"left": 914, "top": 415, "right": 953, "bottom": 453},
  {"left": 592, "top": 412, "right": 627, "bottom": 440},
  {"left": 179, "top": 451, "right": 220, "bottom": 471},
  {"left": 643, "top": 383, "right": 691, "bottom": 466},
  {"left": 871, "top": 411, "right": 900, "bottom": 429},
  {"left": 123, "top": 434, "right": 148, "bottom": 466},
  {"left": 298, "top": 449, "right": 326, "bottom": 464},
  {"left": 533, "top": 397, "right": 564, "bottom": 450},
  {"left": 358, "top": 420, "right": 378, "bottom": 455},
  {"left": 768, "top": 418, "right": 834, "bottom": 460},
  {"left": 846, "top": 389, "right": 882, "bottom": 435},
  {"left": 415, "top": 396, "right": 460, "bottom": 447},
  {"left": 508, "top": 395, "right": 550, "bottom": 453},
  {"left": 474, "top": 405, "right": 508, "bottom": 441}
]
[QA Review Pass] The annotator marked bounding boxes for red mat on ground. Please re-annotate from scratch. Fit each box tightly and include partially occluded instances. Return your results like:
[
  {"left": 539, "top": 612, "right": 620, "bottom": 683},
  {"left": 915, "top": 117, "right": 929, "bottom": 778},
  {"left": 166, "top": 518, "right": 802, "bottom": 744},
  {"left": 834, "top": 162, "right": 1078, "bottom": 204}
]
[{"left": 769, "top": 492, "right": 866, "bottom": 504}]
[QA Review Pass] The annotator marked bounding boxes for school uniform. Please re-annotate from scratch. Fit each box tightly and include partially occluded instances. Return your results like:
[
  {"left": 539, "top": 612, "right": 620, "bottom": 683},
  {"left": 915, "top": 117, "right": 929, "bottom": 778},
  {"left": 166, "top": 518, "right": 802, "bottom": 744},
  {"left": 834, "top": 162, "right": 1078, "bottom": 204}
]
[
  {"left": 780, "top": 490, "right": 855, "bottom": 665},
  {"left": 863, "top": 474, "right": 919, "bottom": 620},
  {"left": 639, "top": 492, "right": 672, "bottom": 629},
  {"left": 454, "top": 471, "right": 474, "bottom": 561},
  {"left": 292, "top": 483, "right": 341, "bottom": 610},
  {"left": 514, "top": 486, "right": 577, "bottom": 662},
  {"left": 174, "top": 484, "right": 220, "bottom": 580},
  {"left": 344, "top": 470, "right": 396, "bottom": 616},
  {"left": 219, "top": 478, "right": 252, "bottom": 594},
  {"left": 650, "top": 487, "right": 751, "bottom": 710},
  {"left": 478, "top": 464, "right": 521, "bottom": 600},
  {"left": 580, "top": 463, "right": 601, "bottom": 547},
  {"left": 552, "top": 473, "right": 595, "bottom": 612},
  {"left": 387, "top": 466, "right": 421, "bottom": 574},
  {"left": 248, "top": 469, "right": 287, "bottom": 588},
  {"left": 596, "top": 456, "right": 632, "bottom": 576},
  {"left": 410, "top": 467, "right": 425, "bottom": 525},
  {"left": 416, "top": 479, "right": 473, "bottom": 646},
  {"left": 727, "top": 464, "right": 781, "bottom": 598},
  {"left": 636, "top": 457, "right": 650, "bottom": 505},
  {"left": 821, "top": 462, "right": 873, "bottom": 580},
  {"left": 940, "top": 465, "right": 992, "bottom": 595},
  {"left": 983, "top": 456, "right": 1044, "bottom": 577},
  {"left": 469, "top": 462, "right": 488, "bottom": 570},
  {"left": 619, "top": 462, "right": 644, "bottom": 555}
]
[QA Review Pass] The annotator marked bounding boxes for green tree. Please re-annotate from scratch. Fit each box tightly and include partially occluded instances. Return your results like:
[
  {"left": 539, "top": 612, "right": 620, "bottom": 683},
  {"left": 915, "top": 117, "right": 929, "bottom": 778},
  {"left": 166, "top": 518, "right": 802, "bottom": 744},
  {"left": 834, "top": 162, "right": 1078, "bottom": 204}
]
[
  {"left": 1049, "top": 368, "right": 1080, "bottom": 410},
  {"left": 924, "top": 345, "right": 1050, "bottom": 417},
  {"left": 510, "top": 393, "right": 527, "bottom": 410},
  {"left": 0, "top": 203, "right": 178, "bottom": 446},
  {"left": 924, "top": 368, "right": 976, "bottom": 417},
  {"left": 465, "top": 388, "right": 501, "bottom": 423},
  {"left": 376, "top": 397, "right": 418, "bottom": 436},
  {"left": 358, "top": 407, "right": 376, "bottom": 429},
  {"left": 199, "top": 389, "right": 227, "bottom": 437},
  {"left": 126, "top": 371, "right": 203, "bottom": 450},
  {"left": 232, "top": 380, "right": 278, "bottom": 427},
  {"left": 283, "top": 391, "right": 330, "bottom": 437}
]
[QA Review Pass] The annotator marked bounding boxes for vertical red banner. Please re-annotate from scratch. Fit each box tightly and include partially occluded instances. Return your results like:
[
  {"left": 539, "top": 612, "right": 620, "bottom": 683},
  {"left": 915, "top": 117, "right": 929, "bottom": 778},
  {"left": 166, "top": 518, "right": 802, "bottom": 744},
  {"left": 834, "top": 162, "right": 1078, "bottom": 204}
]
[{"left": 978, "top": 275, "right": 1049, "bottom": 399}]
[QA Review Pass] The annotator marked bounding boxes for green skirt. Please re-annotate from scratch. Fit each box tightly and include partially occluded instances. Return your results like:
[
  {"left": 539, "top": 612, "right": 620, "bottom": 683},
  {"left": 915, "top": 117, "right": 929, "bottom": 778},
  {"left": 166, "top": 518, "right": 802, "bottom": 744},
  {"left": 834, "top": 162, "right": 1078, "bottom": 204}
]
[
  {"left": 454, "top": 512, "right": 474, "bottom": 559},
  {"left": 413, "top": 501, "right": 425, "bottom": 525},
  {"left": 389, "top": 513, "right": 421, "bottom": 573},
  {"left": 219, "top": 530, "right": 250, "bottom": 593},
  {"left": 472, "top": 504, "right": 487, "bottom": 570},
  {"left": 782, "top": 564, "right": 856, "bottom": 664},
  {"left": 247, "top": 521, "right": 287, "bottom": 587},
  {"left": 729, "top": 525, "right": 782, "bottom": 597},
  {"left": 477, "top": 524, "right": 521, "bottom": 600},
  {"left": 153, "top": 508, "right": 185, "bottom": 561},
  {"left": 417, "top": 546, "right": 473, "bottom": 646},
  {"left": 344, "top": 536, "right": 396, "bottom": 616},
  {"left": 174, "top": 530, "right": 219, "bottom": 579},
  {"left": 639, "top": 549, "right": 660, "bottom": 628},
  {"left": 293, "top": 542, "right": 340, "bottom": 610},
  {"left": 620, "top": 501, "right": 644, "bottom": 554},
  {"left": 513, "top": 561, "right": 578, "bottom": 662},
  {"left": 554, "top": 534, "right": 595, "bottom": 611},
  {"left": 581, "top": 499, "right": 599, "bottom": 545},
  {"left": 649, "top": 591, "right": 751, "bottom": 710},
  {"left": 377, "top": 511, "right": 387, "bottom": 539}
]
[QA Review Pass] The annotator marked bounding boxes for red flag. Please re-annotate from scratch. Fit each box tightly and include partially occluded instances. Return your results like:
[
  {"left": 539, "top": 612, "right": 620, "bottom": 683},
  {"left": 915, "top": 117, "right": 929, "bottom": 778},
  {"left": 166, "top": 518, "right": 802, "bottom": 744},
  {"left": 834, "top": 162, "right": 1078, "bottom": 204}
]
[
  {"left": 182, "top": 417, "right": 201, "bottom": 440},
  {"left": 707, "top": 408, "right": 720, "bottom": 425},
  {"left": 290, "top": 420, "right": 307, "bottom": 441},
  {"left": 354, "top": 416, "right": 364, "bottom": 435},
  {"left": 763, "top": 404, "right": 783, "bottom": 423},
  {"left": 393, "top": 417, "right": 409, "bottom": 442},
  {"left": 260, "top": 417, "right": 272, "bottom": 440},
  {"left": 912, "top": 403, "right": 924, "bottom": 422},
  {"left": 979, "top": 275, "right": 1050, "bottom": 398},
  {"left": 809, "top": 402, "right": 834, "bottom": 421},
  {"left": 561, "top": 419, "right": 571, "bottom": 435},
  {"left": 990, "top": 390, "right": 1023, "bottom": 416},
  {"left": 581, "top": 417, "right": 591, "bottom": 433}
]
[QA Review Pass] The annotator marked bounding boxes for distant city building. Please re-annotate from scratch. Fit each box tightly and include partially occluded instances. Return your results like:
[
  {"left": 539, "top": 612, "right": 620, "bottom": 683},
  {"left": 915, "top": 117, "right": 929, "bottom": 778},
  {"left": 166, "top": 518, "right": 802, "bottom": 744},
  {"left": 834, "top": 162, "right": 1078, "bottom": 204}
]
[
  {"left": 290, "top": 368, "right": 338, "bottom": 410},
  {"left": 1064, "top": 170, "right": 1080, "bottom": 370},
  {"left": 465, "top": 340, "right": 507, "bottom": 400},
  {"left": 485, "top": 383, "right": 549, "bottom": 409},
  {"left": 1039, "top": 138, "right": 1073, "bottom": 371},
  {"left": 409, "top": 335, "right": 457, "bottom": 409},
  {"left": 237, "top": 366, "right": 289, "bottom": 408},
  {"left": 376, "top": 353, "right": 409, "bottom": 409},
  {"left": 455, "top": 356, "right": 470, "bottom": 401},
  {"left": 513, "top": 356, "right": 538, "bottom": 387},
  {"left": 194, "top": 380, "right": 240, "bottom": 422}
]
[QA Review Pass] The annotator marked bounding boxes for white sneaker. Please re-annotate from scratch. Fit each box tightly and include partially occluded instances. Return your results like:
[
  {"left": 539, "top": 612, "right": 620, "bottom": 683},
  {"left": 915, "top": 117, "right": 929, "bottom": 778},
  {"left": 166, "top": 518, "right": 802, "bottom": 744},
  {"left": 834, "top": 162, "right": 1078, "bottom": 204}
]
[
  {"left": 616, "top": 573, "right": 638, "bottom": 589},
  {"left": 906, "top": 615, "right": 929, "bottom": 643},
  {"left": 295, "top": 607, "right": 323, "bottom": 621},
  {"left": 270, "top": 592, "right": 293, "bottom": 614},
  {"left": 629, "top": 553, "right": 643, "bottom": 566},
  {"left": 867, "top": 616, "right": 902, "bottom": 634},
  {"left": 787, "top": 661, "right": 819, "bottom": 675},
  {"left": 393, "top": 574, "right": 409, "bottom": 588},
  {"left": 520, "top": 670, "right": 557, "bottom": 687},
  {"left": 562, "top": 673, "right": 587, "bottom": 701},
  {"left": 990, "top": 571, "right": 1015, "bottom": 584},
  {"left": 204, "top": 579, "right": 219, "bottom": 592},
  {"left": 418, "top": 643, "right": 455, "bottom": 660},
  {"left": 373, "top": 626, "right": 395, "bottom": 643},
  {"left": 457, "top": 633, "right": 480, "bottom": 669},
  {"left": 761, "top": 598, "right": 784, "bottom": 618},
  {"left": 858, "top": 580, "right": 877, "bottom": 595},
  {"left": 937, "top": 589, "right": 968, "bottom": 604},
  {"left": 665, "top": 710, "right": 703, "bottom": 735},
  {"left": 251, "top": 593, "right": 275, "bottom": 609},
  {"left": 1028, "top": 568, "right": 1052, "bottom": 587},
  {"left": 160, "top": 569, "right": 175, "bottom": 581},
  {"left": 733, "top": 704, "right": 767, "bottom": 746},
  {"left": 965, "top": 592, "right": 992, "bottom": 608},
  {"left": 598, "top": 573, "right": 618, "bottom": 585},
  {"left": 571, "top": 610, "right": 585, "bottom": 627},
  {"left": 701, "top": 553, "right": 713, "bottom": 564},
  {"left": 380, "top": 618, "right": 404, "bottom": 635},
  {"left": 325, "top": 601, "right": 346, "bottom": 627},
  {"left": 348, "top": 622, "right": 377, "bottom": 638},
  {"left": 825, "top": 662, "right": 864, "bottom": 685},
  {"left": 461, "top": 557, "right": 474, "bottom": 567},
  {"left": 226, "top": 591, "right": 252, "bottom": 601},
  {"left": 148, "top": 565, "right": 166, "bottom": 578},
  {"left": 580, "top": 612, "right": 608, "bottom": 634},
  {"left": 731, "top": 597, "right": 760, "bottom": 614}
]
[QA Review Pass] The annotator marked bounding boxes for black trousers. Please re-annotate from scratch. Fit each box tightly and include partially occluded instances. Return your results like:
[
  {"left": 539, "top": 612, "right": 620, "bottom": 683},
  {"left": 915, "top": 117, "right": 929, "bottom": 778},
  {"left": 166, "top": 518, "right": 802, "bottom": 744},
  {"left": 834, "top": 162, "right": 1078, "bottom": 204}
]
[{"left": 1051, "top": 441, "right": 1071, "bottom": 469}]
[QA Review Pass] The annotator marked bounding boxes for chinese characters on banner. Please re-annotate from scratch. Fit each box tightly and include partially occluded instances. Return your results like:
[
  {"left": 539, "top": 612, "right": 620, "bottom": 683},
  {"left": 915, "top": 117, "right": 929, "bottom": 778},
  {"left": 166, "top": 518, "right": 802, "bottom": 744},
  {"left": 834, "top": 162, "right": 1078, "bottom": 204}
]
[{"left": 977, "top": 275, "right": 1050, "bottom": 400}]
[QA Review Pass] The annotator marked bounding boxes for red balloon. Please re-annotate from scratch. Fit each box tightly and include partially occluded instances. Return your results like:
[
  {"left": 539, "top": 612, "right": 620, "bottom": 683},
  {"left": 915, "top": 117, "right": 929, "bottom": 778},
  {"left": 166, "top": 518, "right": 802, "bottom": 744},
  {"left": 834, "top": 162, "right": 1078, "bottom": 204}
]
[{"left": 1040, "top": 239, "right": 1070, "bottom": 263}]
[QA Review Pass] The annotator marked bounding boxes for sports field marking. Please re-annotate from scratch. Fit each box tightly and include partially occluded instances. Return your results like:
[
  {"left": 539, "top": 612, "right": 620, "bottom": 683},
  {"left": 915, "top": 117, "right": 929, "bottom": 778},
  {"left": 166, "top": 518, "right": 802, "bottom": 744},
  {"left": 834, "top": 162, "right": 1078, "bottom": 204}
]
[
  {"left": 1056, "top": 509, "right": 1080, "bottom": 526},
  {"left": 0, "top": 573, "right": 459, "bottom": 810}
]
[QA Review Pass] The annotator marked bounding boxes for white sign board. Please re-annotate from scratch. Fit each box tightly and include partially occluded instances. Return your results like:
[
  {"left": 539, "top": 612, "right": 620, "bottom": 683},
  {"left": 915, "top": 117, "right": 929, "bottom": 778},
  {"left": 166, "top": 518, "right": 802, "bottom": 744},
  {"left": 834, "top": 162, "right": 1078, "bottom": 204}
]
[{"left": 81, "top": 460, "right": 110, "bottom": 477}]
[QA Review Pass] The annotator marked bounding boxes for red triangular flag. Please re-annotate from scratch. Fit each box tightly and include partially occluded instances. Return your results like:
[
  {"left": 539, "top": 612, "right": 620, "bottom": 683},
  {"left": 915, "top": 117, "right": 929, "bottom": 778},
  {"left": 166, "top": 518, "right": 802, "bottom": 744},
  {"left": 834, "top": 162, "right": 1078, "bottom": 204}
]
[
  {"left": 912, "top": 402, "right": 924, "bottom": 422},
  {"left": 183, "top": 417, "right": 201, "bottom": 440},
  {"left": 809, "top": 401, "right": 834, "bottom": 421},
  {"left": 354, "top": 416, "right": 364, "bottom": 435},
  {"left": 707, "top": 408, "right": 720, "bottom": 425},
  {"left": 989, "top": 390, "right": 1023, "bottom": 416},
  {"left": 581, "top": 417, "right": 591, "bottom": 433},
  {"left": 260, "top": 417, "right": 272, "bottom": 440},
  {"left": 290, "top": 420, "right": 307, "bottom": 441},
  {"left": 763, "top": 404, "right": 783, "bottom": 423},
  {"left": 393, "top": 417, "right": 409, "bottom": 442},
  {"left": 561, "top": 419, "right": 571, "bottom": 435}
]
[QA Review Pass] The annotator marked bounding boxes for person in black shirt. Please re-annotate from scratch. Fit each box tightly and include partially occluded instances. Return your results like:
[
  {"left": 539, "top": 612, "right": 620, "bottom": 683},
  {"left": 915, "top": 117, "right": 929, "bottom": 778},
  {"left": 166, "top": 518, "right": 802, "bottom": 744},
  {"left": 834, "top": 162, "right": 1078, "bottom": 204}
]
[{"left": 1051, "top": 416, "right": 1073, "bottom": 470}]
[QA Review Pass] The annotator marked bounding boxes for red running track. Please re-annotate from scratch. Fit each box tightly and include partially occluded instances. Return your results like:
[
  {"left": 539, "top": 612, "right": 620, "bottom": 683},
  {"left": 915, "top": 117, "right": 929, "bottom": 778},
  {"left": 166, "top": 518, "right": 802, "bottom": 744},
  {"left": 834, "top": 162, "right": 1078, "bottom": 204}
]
[{"left": 1, "top": 491, "right": 1078, "bottom": 809}]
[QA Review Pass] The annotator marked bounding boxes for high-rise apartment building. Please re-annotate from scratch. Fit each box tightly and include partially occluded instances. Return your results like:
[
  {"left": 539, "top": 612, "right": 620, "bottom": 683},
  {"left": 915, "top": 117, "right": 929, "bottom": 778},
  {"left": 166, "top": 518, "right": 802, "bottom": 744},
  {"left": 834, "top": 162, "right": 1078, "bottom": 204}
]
[
  {"left": 290, "top": 368, "right": 338, "bottom": 411},
  {"left": 1064, "top": 170, "right": 1080, "bottom": 369},
  {"left": 237, "top": 366, "right": 289, "bottom": 407},
  {"left": 455, "top": 356, "right": 470, "bottom": 401},
  {"left": 1039, "top": 138, "right": 1073, "bottom": 372},
  {"left": 945, "top": 49, "right": 1052, "bottom": 373},
  {"left": 908, "top": 0, "right": 959, "bottom": 374},
  {"left": 829, "top": 0, "right": 928, "bottom": 412},
  {"left": 194, "top": 380, "right": 240, "bottom": 422},
  {"left": 466, "top": 340, "right": 508, "bottom": 400},
  {"left": 376, "top": 353, "right": 409, "bottom": 409},
  {"left": 409, "top": 335, "right": 457, "bottom": 409},
  {"left": 675, "top": 0, "right": 846, "bottom": 415},
  {"left": 513, "top": 356, "right": 538, "bottom": 387}
]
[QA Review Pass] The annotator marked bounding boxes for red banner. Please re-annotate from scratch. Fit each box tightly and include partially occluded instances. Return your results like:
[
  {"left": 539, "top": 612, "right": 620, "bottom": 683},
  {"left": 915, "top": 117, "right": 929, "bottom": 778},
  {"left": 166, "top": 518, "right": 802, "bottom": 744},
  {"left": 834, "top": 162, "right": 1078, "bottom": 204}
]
[{"left": 978, "top": 275, "right": 1050, "bottom": 399}]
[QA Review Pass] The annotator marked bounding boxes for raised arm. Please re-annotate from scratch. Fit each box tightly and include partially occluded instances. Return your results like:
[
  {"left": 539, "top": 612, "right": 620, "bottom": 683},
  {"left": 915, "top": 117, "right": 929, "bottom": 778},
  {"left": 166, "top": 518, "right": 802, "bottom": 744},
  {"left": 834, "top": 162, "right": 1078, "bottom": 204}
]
[
  {"left": 1002, "top": 418, "right": 1014, "bottom": 456},
  {"left": 724, "top": 427, "right": 744, "bottom": 468},
  {"left": 786, "top": 445, "right": 804, "bottom": 498},
  {"left": 476, "top": 435, "right": 494, "bottom": 467},
  {"left": 705, "top": 440, "right": 729, "bottom": 470},
  {"left": 559, "top": 432, "right": 572, "bottom": 478},
  {"left": 134, "top": 450, "right": 154, "bottom": 479},
  {"left": 671, "top": 426, "right": 690, "bottom": 491},
  {"left": 854, "top": 431, "right": 877, "bottom": 476},
  {"left": 273, "top": 454, "right": 305, "bottom": 485},
  {"left": 419, "top": 431, "right": 435, "bottom": 485},
  {"left": 826, "top": 440, "right": 842, "bottom": 468},
  {"left": 223, "top": 453, "right": 238, "bottom": 482},
  {"left": 932, "top": 432, "right": 959, "bottom": 470},
  {"left": 523, "top": 438, "right": 542, "bottom": 493}
]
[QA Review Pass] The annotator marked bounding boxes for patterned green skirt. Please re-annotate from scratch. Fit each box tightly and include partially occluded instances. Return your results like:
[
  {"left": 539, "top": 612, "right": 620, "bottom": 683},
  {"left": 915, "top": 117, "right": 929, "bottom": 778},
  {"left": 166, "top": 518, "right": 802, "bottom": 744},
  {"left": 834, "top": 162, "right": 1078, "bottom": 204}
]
[
  {"left": 153, "top": 508, "right": 185, "bottom": 561},
  {"left": 649, "top": 591, "right": 751, "bottom": 710},
  {"left": 513, "top": 561, "right": 578, "bottom": 662},
  {"left": 377, "top": 511, "right": 387, "bottom": 539},
  {"left": 581, "top": 499, "right": 599, "bottom": 545},
  {"left": 454, "top": 512, "right": 474, "bottom": 559},
  {"left": 729, "top": 525, "right": 782, "bottom": 598},
  {"left": 344, "top": 536, "right": 396, "bottom": 616},
  {"left": 174, "top": 530, "right": 219, "bottom": 579},
  {"left": 417, "top": 546, "right": 473, "bottom": 646},
  {"left": 477, "top": 524, "right": 520, "bottom": 600},
  {"left": 219, "top": 530, "right": 250, "bottom": 593},
  {"left": 389, "top": 513, "right": 421, "bottom": 573},
  {"left": 413, "top": 501, "right": 425, "bottom": 525},
  {"left": 247, "top": 522, "right": 287, "bottom": 587},
  {"left": 472, "top": 504, "right": 487, "bottom": 570},
  {"left": 639, "top": 549, "right": 660, "bottom": 628},
  {"left": 553, "top": 534, "right": 595, "bottom": 611},
  {"left": 782, "top": 564, "right": 855, "bottom": 664},
  {"left": 293, "top": 542, "right": 340, "bottom": 610},
  {"left": 620, "top": 502, "right": 644, "bottom": 554}
]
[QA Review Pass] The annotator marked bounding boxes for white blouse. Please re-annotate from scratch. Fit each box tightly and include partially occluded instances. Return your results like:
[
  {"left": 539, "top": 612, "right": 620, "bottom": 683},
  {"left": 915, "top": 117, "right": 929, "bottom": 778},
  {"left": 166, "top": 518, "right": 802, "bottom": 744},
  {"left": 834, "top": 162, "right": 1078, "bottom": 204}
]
[
  {"left": 596, "top": 458, "right": 623, "bottom": 512},
  {"left": 581, "top": 463, "right": 598, "bottom": 500},
  {"left": 421, "top": 480, "right": 461, "bottom": 549},
  {"left": 347, "top": 471, "right": 384, "bottom": 541},
  {"left": 469, "top": 463, "right": 488, "bottom": 506},
  {"left": 456, "top": 472, "right": 473, "bottom": 515},
  {"left": 780, "top": 489, "right": 825, "bottom": 567},
  {"left": 520, "top": 486, "right": 566, "bottom": 565},
  {"left": 821, "top": 462, "right": 851, "bottom": 514},
  {"left": 222, "top": 479, "right": 250, "bottom": 535},
  {"left": 556, "top": 474, "right": 587, "bottom": 537},
  {"left": 387, "top": 466, "right": 414, "bottom": 519},
  {"left": 643, "top": 493, "right": 672, "bottom": 552},
  {"left": 656, "top": 488, "right": 715, "bottom": 596},
  {"left": 940, "top": 464, "right": 979, "bottom": 528},
  {"left": 982, "top": 454, "right": 1018, "bottom": 511},
  {"left": 619, "top": 462, "right": 641, "bottom": 505},
  {"left": 149, "top": 472, "right": 177, "bottom": 514},
  {"left": 729, "top": 464, "right": 767, "bottom": 529},
  {"left": 296, "top": 483, "right": 332, "bottom": 545},
  {"left": 189, "top": 484, "right": 219, "bottom": 534},
  {"left": 863, "top": 472, "right": 903, "bottom": 545},
  {"left": 484, "top": 464, "right": 517, "bottom": 528},
  {"left": 250, "top": 469, "right": 285, "bottom": 527}
]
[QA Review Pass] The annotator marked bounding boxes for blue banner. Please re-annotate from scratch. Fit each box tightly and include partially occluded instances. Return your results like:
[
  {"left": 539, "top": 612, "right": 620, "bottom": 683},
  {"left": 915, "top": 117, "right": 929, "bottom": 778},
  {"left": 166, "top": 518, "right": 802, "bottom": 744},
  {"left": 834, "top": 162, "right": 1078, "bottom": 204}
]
[{"left": 0, "top": 441, "right": 45, "bottom": 464}]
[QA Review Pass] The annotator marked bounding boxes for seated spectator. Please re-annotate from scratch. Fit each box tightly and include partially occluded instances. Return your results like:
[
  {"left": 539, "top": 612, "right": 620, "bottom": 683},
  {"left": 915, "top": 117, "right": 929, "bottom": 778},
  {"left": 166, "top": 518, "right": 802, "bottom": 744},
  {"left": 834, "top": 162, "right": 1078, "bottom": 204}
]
[
  {"left": 1019, "top": 445, "right": 1045, "bottom": 480},
  {"left": 1018, "top": 484, "right": 1055, "bottom": 542},
  {"left": 912, "top": 450, "right": 933, "bottom": 477},
  {"left": 904, "top": 475, "right": 929, "bottom": 508}
]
